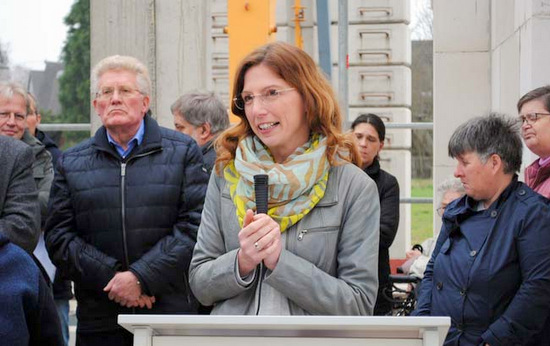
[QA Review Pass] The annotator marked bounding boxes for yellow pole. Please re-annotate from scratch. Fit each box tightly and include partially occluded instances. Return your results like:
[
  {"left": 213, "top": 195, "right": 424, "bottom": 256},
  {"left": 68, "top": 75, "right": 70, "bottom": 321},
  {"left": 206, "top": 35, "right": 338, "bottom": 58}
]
[
  {"left": 227, "top": 0, "right": 277, "bottom": 123},
  {"left": 293, "top": 0, "right": 304, "bottom": 49}
]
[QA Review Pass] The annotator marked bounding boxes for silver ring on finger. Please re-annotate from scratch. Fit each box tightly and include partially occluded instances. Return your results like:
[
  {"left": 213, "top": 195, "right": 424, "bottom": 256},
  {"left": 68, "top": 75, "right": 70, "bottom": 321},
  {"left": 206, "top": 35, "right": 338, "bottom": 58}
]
[{"left": 254, "top": 241, "right": 260, "bottom": 251}]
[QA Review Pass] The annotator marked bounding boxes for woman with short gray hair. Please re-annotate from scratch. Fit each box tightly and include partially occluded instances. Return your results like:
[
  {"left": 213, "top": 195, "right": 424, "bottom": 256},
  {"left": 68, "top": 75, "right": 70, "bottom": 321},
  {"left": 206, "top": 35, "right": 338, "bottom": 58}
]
[{"left": 412, "top": 113, "right": 550, "bottom": 345}]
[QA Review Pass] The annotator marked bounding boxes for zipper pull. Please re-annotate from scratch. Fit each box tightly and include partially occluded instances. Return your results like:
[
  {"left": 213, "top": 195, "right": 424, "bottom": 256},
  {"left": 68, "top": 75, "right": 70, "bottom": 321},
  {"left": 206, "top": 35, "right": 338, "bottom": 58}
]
[
  {"left": 297, "top": 230, "right": 308, "bottom": 241},
  {"left": 121, "top": 163, "right": 126, "bottom": 177}
]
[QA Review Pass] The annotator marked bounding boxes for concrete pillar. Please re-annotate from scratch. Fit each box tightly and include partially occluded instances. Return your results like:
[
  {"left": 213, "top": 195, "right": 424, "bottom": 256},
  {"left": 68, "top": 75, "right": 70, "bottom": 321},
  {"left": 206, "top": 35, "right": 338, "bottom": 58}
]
[
  {"left": 492, "top": 0, "right": 550, "bottom": 165},
  {"left": 432, "top": 0, "right": 491, "bottom": 231},
  {"left": 90, "top": 0, "right": 209, "bottom": 132}
]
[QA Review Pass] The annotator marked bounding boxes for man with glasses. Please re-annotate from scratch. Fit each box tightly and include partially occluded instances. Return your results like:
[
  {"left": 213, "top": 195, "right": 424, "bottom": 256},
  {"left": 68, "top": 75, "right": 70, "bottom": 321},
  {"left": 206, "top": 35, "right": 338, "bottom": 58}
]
[
  {"left": 0, "top": 81, "right": 53, "bottom": 238},
  {"left": 45, "top": 55, "right": 208, "bottom": 346},
  {"left": 0, "top": 82, "right": 62, "bottom": 344}
]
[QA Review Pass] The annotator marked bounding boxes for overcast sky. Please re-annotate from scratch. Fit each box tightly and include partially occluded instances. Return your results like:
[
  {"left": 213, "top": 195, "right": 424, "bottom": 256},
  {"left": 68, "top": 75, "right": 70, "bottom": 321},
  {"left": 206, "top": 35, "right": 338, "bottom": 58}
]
[
  {"left": 0, "top": 0, "right": 74, "bottom": 70},
  {"left": 0, "top": 0, "right": 428, "bottom": 72}
]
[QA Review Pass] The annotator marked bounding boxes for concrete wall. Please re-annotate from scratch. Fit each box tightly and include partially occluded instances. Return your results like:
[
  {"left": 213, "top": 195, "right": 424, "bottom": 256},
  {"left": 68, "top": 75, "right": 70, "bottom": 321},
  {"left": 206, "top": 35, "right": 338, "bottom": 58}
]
[
  {"left": 432, "top": 0, "right": 550, "bottom": 232},
  {"left": 492, "top": 0, "right": 550, "bottom": 165},
  {"left": 90, "top": 0, "right": 209, "bottom": 132},
  {"left": 432, "top": 0, "right": 492, "bottom": 231}
]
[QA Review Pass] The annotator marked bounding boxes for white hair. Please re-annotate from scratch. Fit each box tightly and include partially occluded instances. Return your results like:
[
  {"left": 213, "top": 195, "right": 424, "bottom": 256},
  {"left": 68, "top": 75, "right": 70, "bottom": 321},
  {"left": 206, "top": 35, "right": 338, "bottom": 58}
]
[{"left": 91, "top": 55, "right": 151, "bottom": 97}]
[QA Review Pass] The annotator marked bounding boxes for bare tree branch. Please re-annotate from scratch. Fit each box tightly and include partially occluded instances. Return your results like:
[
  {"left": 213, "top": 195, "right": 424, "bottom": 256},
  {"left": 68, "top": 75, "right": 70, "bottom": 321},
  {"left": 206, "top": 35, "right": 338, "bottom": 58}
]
[{"left": 412, "top": 4, "right": 433, "bottom": 40}]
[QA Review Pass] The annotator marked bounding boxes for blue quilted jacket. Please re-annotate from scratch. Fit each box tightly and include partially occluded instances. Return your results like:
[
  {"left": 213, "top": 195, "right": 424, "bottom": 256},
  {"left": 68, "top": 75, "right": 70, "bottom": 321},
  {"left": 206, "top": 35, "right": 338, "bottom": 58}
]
[{"left": 45, "top": 114, "right": 208, "bottom": 332}]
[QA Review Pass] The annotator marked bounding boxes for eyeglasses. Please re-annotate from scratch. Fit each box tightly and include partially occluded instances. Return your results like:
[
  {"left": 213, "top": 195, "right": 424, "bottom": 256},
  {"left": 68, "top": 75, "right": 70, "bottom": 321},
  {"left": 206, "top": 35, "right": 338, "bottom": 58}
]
[
  {"left": 0, "top": 111, "right": 27, "bottom": 122},
  {"left": 436, "top": 202, "right": 450, "bottom": 217},
  {"left": 233, "top": 88, "right": 295, "bottom": 110},
  {"left": 96, "top": 86, "right": 143, "bottom": 100},
  {"left": 518, "top": 112, "right": 550, "bottom": 125}
]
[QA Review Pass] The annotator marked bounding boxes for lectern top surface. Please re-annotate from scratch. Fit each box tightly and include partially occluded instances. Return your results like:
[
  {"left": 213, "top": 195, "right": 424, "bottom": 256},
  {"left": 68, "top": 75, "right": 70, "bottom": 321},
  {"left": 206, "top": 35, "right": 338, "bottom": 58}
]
[{"left": 119, "top": 315, "right": 450, "bottom": 340}]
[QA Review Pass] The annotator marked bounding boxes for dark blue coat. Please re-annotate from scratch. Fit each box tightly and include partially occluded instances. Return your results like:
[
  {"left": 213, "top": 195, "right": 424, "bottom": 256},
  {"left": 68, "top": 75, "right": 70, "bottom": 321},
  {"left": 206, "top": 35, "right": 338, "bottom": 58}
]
[
  {"left": 36, "top": 129, "right": 62, "bottom": 167},
  {"left": 0, "top": 233, "right": 62, "bottom": 345},
  {"left": 45, "top": 115, "right": 208, "bottom": 332},
  {"left": 364, "top": 159, "right": 399, "bottom": 315},
  {"left": 413, "top": 177, "right": 550, "bottom": 345}
]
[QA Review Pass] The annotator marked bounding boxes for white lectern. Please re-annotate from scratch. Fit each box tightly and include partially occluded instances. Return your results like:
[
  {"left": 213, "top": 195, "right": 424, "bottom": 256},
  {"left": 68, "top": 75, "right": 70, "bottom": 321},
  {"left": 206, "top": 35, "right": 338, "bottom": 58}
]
[{"left": 119, "top": 315, "right": 450, "bottom": 346}]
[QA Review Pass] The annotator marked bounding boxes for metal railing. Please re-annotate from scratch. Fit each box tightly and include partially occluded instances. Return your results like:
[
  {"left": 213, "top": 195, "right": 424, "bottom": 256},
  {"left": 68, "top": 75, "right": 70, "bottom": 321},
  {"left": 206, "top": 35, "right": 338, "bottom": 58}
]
[
  {"left": 40, "top": 122, "right": 434, "bottom": 132},
  {"left": 388, "top": 122, "right": 434, "bottom": 204},
  {"left": 40, "top": 123, "right": 91, "bottom": 132},
  {"left": 385, "top": 122, "right": 433, "bottom": 130},
  {"left": 40, "top": 121, "right": 435, "bottom": 203},
  {"left": 400, "top": 197, "right": 432, "bottom": 204}
]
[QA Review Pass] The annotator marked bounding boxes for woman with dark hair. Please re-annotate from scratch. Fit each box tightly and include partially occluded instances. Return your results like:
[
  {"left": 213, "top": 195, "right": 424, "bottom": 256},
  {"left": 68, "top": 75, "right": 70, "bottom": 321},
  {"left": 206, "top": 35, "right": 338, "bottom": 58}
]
[
  {"left": 351, "top": 113, "right": 400, "bottom": 315},
  {"left": 189, "top": 42, "right": 380, "bottom": 315},
  {"left": 517, "top": 85, "right": 550, "bottom": 198}
]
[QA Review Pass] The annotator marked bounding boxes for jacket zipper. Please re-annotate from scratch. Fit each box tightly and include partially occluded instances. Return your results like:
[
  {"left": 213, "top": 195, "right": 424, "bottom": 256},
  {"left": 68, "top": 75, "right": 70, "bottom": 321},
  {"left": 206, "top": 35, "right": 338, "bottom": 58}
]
[
  {"left": 297, "top": 226, "right": 337, "bottom": 241},
  {"left": 120, "top": 162, "right": 130, "bottom": 268},
  {"left": 119, "top": 148, "right": 162, "bottom": 269}
]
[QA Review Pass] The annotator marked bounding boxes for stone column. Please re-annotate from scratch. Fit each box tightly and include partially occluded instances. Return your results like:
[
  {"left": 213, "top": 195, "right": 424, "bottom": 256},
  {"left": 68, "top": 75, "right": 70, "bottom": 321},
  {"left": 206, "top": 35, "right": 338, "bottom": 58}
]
[{"left": 90, "top": 0, "right": 208, "bottom": 132}]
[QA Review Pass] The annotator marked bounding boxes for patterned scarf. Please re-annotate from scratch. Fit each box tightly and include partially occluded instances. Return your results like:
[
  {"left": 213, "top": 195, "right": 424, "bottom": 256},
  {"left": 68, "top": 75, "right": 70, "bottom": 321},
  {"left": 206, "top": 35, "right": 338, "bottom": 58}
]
[{"left": 224, "top": 134, "right": 330, "bottom": 232}]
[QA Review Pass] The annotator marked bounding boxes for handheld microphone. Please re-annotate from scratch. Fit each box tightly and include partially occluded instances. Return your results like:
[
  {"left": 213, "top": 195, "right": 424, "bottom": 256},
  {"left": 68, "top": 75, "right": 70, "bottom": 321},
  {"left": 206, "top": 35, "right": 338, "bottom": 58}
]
[{"left": 254, "top": 174, "right": 269, "bottom": 214}]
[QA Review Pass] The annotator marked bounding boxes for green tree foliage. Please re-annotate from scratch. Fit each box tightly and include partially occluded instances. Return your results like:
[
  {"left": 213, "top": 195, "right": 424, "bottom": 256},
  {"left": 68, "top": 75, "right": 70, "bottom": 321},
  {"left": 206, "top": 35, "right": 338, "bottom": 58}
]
[
  {"left": 58, "top": 0, "right": 90, "bottom": 124},
  {"left": 56, "top": 0, "right": 90, "bottom": 148},
  {"left": 411, "top": 40, "right": 433, "bottom": 179}
]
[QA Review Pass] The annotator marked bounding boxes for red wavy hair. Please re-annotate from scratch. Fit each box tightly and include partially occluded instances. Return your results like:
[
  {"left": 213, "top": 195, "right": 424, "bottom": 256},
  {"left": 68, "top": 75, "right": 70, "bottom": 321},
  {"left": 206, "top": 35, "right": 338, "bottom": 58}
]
[{"left": 215, "top": 41, "right": 359, "bottom": 174}]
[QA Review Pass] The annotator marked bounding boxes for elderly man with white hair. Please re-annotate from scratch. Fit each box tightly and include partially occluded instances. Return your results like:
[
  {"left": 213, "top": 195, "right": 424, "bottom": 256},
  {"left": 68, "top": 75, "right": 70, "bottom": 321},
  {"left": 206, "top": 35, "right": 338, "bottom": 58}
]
[{"left": 45, "top": 55, "right": 209, "bottom": 346}]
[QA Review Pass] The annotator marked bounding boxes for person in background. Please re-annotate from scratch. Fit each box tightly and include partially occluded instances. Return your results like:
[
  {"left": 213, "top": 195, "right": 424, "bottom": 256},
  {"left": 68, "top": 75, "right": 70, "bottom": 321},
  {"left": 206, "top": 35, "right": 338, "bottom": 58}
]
[
  {"left": 0, "top": 82, "right": 53, "bottom": 226},
  {"left": 517, "top": 85, "right": 550, "bottom": 198},
  {"left": 171, "top": 90, "right": 230, "bottom": 174},
  {"left": 26, "top": 93, "right": 62, "bottom": 165},
  {"left": 403, "top": 177, "right": 465, "bottom": 279},
  {"left": 0, "top": 84, "right": 55, "bottom": 290},
  {"left": 412, "top": 114, "right": 550, "bottom": 345},
  {"left": 26, "top": 92, "right": 73, "bottom": 346},
  {"left": 171, "top": 91, "right": 229, "bottom": 315},
  {"left": 0, "top": 135, "right": 40, "bottom": 253},
  {"left": 45, "top": 55, "right": 208, "bottom": 346},
  {"left": 351, "top": 113, "right": 399, "bottom": 316},
  {"left": 189, "top": 41, "right": 380, "bottom": 315}
]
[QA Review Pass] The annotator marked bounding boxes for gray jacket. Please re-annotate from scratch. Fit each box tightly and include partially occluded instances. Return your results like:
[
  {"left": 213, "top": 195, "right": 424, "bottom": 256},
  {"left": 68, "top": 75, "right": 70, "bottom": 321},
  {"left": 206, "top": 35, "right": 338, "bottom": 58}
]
[
  {"left": 189, "top": 163, "right": 380, "bottom": 315},
  {"left": 21, "top": 130, "right": 53, "bottom": 222},
  {"left": 0, "top": 136, "right": 40, "bottom": 252}
]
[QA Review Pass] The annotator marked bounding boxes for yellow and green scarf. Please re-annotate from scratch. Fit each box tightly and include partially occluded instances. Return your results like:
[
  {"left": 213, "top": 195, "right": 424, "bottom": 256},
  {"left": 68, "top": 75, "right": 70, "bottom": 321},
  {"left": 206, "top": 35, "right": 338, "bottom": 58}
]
[{"left": 224, "top": 134, "right": 329, "bottom": 232}]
